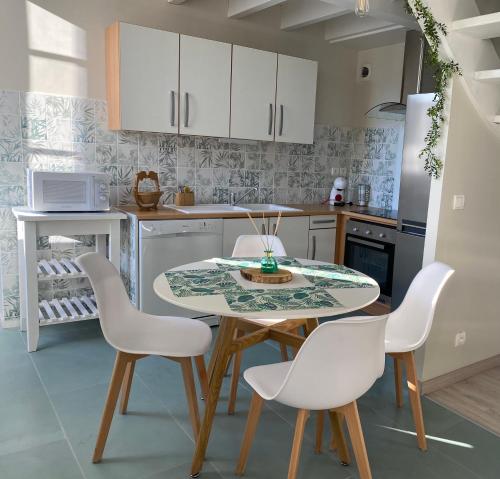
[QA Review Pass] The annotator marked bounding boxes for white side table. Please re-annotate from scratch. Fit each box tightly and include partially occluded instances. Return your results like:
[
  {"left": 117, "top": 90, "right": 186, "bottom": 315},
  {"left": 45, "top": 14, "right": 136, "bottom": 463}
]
[{"left": 12, "top": 208, "right": 126, "bottom": 352}]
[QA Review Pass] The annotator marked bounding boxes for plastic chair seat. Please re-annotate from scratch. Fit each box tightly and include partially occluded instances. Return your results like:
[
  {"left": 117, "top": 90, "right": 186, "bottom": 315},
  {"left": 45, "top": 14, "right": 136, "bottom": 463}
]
[
  {"left": 114, "top": 312, "right": 212, "bottom": 357},
  {"left": 384, "top": 337, "right": 416, "bottom": 354},
  {"left": 244, "top": 361, "right": 293, "bottom": 400}
]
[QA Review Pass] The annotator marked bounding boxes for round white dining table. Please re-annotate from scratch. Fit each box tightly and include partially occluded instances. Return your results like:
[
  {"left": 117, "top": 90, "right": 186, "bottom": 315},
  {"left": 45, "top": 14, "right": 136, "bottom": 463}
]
[{"left": 153, "top": 256, "right": 380, "bottom": 477}]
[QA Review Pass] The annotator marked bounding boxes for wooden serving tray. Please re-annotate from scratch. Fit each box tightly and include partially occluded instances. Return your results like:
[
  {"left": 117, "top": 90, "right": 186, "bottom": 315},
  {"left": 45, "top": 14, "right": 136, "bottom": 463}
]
[{"left": 240, "top": 268, "right": 292, "bottom": 284}]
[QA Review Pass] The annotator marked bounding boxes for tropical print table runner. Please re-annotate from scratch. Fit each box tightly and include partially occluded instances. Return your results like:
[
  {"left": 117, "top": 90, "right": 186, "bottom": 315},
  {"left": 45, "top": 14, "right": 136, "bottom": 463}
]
[{"left": 164, "top": 257, "right": 377, "bottom": 313}]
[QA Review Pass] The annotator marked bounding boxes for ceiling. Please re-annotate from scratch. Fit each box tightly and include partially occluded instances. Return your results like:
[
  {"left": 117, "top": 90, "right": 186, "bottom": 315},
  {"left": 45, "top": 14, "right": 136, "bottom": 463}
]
[{"left": 226, "top": 0, "right": 419, "bottom": 49}]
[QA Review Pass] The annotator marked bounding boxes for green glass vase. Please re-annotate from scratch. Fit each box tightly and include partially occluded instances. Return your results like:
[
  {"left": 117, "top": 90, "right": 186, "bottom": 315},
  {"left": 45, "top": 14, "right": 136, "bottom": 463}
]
[{"left": 261, "top": 250, "right": 278, "bottom": 274}]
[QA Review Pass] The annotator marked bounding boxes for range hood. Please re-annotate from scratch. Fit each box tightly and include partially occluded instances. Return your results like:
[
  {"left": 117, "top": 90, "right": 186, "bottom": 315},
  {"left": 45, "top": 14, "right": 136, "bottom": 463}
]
[{"left": 365, "top": 30, "right": 435, "bottom": 118}]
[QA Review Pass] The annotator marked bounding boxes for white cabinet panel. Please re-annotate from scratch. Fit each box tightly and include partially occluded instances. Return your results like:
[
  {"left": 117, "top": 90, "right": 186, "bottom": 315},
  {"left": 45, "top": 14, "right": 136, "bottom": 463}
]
[
  {"left": 269, "top": 216, "right": 309, "bottom": 259},
  {"left": 275, "top": 54, "right": 318, "bottom": 144},
  {"left": 223, "top": 218, "right": 266, "bottom": 256},
  {"left": 119, "top": 23, "right": 179, "bottom": 133},
  {"left": 180, "top": 35, "right": 231, "bottom": 137},
  {"left": 308, "top": 228, "right": 336, "bottom": 263},
  {"left": 231, "top": 45, "right": 277, "bottom": 141}
]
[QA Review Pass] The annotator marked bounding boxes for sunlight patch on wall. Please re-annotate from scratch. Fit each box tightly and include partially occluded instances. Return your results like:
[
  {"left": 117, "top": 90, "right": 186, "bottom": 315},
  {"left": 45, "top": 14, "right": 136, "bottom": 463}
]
[{"left": 26, "top": 1, "right": 87, "bottom": 60}]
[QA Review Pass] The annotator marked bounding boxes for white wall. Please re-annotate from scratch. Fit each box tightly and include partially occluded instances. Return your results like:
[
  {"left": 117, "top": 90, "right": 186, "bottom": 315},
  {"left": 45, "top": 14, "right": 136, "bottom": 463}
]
[
  {"left": 420, "top": 79, "right": 500, "bottom": 381},
  {"left": 352, "top": 42, "right": 405, "bottom": 127},
  {"left": 0, "top": 0, "right": 359, "bottom": 126}
]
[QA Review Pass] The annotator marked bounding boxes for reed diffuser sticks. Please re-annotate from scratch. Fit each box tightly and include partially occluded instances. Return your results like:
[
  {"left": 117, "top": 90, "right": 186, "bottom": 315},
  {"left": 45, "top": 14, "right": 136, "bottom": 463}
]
[{"left": 246, "top": 211, "right": 282, "bottom": 252}]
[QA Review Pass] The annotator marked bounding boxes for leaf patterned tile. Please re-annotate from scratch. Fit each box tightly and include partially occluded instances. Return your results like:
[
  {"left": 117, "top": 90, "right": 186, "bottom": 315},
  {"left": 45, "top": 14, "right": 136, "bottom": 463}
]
[
  {"left": 159, "top": 148, "right": 176, "bottom": 168},
  {"left": 118, "top": 130, "right": 139, "bottom": 145},
  {"left": 213, "top": 168, "right": 229, "bottom": 186},
  {"left": 178, "top": 167, "right": 195, "bottom": 187},
  {"left": 178, "top": 147, "right": 195, "bottom": 167},
  {"left": 287, "top": 172, "right": 301, "bottom": 188},
  {"left": 47, "top": 118, "right": 72, "bottom": 142},
  {"left": 94, "top": 100, "right": 107, "bottom": 123},
  {"left": 21, "top": 92, "right": 46, "bottom": 119},
  {"left": 46, "top": 96, "right": 71, "bottom": 119},
  {"left": 213, "top": 186, "right": 229, "bottom": 203},
  {"left": 245, "top": 170, "right": 259, "bottom": 188},
  {"left": 0, "top": 185, "right": 24, "bottom": 207},
  {"left": 0, "top": 115, "right": 20, "bottom": 140},
  {"left": 118, "top": 144, "right": 138, "bottom": 164},
  {"left": 229, "top": 169, "right": 245, "bottom": 187},
  {"left": 259, "top": 187, "right": 273, "bottom": 203},
  {"left": 212, "top": 150, "right": 229, "bottom": 169},
  {"left": 259, "top": 170, "right": 274, "bottom": 188},
  {"left": 138, "top": 146, "right": 158, "bottom": 169},
  {"left": 244, "top": 153, "right": 260, "bottom": 170},
  {"left": 260, "top": 153, "right": 275, "bottom": 171},
  {"left": 96, "top": 144, "right": 117, "bottom": 165},
  {"left": 159, "top": 167, "right": 177, "bottom": 187},
  {"left": 0, "top": 139, "right": 22, "bottom": 162},
  {"left": 196, "top": 186, "right": 214, "bottom": 204},
  {"left": 158, "top": 133, "right": 177, "bottom": 152},
  {"left": 0, "top": 162, "right": 25, "bottom": 186},
  {"left": 195, "top": 168, "right": 212, "bottom": 187},
  {"left": 71, "top": 120, "right": 94, "bottom": 143},
  {"left": 95, "top": 122, "right": 116, "bottom": 143},
  {"left": 71, "top": 97, "right": 94, "bottom": 122},
  {"left": 229, "top": 152, "right": 244, "bottom": 169}
]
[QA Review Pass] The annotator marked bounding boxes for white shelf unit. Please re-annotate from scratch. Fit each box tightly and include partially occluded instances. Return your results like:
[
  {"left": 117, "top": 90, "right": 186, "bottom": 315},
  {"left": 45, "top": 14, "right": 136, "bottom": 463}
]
[
  {"left": 452, "top": 12, "right": 500, "bottom": 39},
  {"left": 474, "top": 69, "right": 500, "bottom": 83},
  {"left": 13, "top": 208, "right": 126, "bottom": 352},
  {"left": 39, "top": 295, "right": 99, "bottom": 326}
]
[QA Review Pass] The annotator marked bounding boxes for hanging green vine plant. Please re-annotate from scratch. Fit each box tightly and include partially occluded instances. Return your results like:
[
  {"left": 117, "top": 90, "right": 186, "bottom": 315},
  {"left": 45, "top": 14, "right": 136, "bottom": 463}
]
[{"left": 404, "top": 0, "right": 462, "bottom": 178}]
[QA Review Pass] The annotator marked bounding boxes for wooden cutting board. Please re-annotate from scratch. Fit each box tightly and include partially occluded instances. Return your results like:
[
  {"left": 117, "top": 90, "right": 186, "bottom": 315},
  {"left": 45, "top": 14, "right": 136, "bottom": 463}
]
[{"left": 240, "top": 268, "right": 292, "bottom": 284}]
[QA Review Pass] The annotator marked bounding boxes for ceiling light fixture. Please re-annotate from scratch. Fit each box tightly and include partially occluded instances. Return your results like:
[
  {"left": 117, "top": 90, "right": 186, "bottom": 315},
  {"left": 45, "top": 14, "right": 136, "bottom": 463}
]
[{"left": 355, "top": 0, "right": 370, "bottom": 17}]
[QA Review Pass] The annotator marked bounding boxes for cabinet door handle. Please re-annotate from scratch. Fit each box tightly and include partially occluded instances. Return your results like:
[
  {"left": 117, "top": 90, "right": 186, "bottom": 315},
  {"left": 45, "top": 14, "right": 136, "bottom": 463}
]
[
  {"left": 184, "top": 92, "right": 189, "bottom": 128},
  {"left": 279, "top": 104, "right": 284, "bottom": 136},
  {"left": 268, "top": 103, "right": 273, "bottom": 135},
  {"left": 272, "top": 223, "right": 277, "bottom": 235},
  {"left": 261, "top": 223, "right": 266, "bottom": 235},
  {"left": 311, "top": 234, "right": 317, "bottom": 260},
  {"left": 170, "top": 91, "right": 175, "bottom": 127}
]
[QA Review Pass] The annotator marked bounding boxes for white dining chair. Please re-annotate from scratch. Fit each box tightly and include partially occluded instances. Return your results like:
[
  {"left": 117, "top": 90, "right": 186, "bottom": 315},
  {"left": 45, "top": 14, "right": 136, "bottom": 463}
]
[
  {"left": 76, "top": 252, "right": 212, "bottom": 463},
  {"left": 228, "top": 235, "right": 309, "bottom": 415},
  {"left": 386, "top": 261, "right": 454, "bottom": 451},
  {"left": 236, "top": 315, "right": 388, "bottom": 479}
]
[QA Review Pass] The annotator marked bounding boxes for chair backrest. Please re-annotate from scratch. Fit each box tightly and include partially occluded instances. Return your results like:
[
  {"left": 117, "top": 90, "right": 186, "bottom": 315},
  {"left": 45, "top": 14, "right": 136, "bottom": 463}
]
[
  {"left": 387, "top": 261, "right": 454, "bottom": 350},
  {"left": 232, "top": 235, "right": 287, "bottom": 257},
  {"left": 76, "top": 252, "right": 135, "bottom": 350},
  {"left": 274, "top": 316, "right": 388, "bottom": 410}
]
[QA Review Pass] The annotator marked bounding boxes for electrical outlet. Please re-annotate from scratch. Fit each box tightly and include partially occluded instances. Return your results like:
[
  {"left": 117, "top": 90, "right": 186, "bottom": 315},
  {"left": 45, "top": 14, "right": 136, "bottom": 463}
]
[
  {"left": 453, "top": 195, "right": 465, "bottom": 210},
  {"left": 454, "top": 331, "right": 466, "bottom": 347}
]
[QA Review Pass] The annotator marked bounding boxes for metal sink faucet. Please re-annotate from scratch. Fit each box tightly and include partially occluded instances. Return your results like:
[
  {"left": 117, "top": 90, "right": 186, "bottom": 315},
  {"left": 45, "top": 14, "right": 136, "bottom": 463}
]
[{"left": 230, "top": 187, "right": 258, "bottom": 206}]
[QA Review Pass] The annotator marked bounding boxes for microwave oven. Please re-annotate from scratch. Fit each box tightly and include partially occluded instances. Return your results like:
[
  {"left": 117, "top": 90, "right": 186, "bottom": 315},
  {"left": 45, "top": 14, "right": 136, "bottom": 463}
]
[{"left": 27, "top": 170, "right": 110, "bottom": 212}]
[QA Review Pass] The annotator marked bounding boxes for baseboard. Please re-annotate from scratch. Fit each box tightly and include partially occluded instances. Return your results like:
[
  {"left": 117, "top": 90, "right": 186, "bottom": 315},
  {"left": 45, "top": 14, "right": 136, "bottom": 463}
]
[
  {"left": 421, "top": 354, "right": 500, "bottom": 394},
  {"left": 1, "top": 319, "right": 20, "bottom": 330}
]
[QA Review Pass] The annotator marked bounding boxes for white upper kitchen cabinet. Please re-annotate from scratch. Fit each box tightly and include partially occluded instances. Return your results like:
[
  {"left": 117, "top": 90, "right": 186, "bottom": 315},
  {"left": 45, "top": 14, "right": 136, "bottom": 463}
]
[
  {"left": 230, "top": 45, "right": 278, "bottom": 141},
  {"left": 275, "top": 54, "right": 318, "bottom": 144},
  {"left": 179, "top": 35, "right": 231, "bottom": 138},
  {"left": 106, "top": 22, "right": 179, "bottom": 133}
]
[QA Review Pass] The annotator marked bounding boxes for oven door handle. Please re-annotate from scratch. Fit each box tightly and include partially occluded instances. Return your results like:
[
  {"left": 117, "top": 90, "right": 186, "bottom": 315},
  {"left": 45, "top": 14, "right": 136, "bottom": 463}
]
[{"left": 347, "top": 237, "right": 385, "bottom": 250}]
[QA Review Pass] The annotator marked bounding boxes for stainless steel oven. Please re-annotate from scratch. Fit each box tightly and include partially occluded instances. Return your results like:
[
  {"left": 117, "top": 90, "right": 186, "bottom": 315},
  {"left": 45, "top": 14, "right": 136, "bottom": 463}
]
[{"left": 344, "top": 219, "right": 396, "bottom": 305}]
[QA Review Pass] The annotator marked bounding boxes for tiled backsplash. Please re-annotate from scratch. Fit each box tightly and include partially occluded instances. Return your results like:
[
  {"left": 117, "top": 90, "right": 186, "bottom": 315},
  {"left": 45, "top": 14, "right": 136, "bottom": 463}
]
[{"left": 0, "top": 89, "right": 403, "bottom": 326}]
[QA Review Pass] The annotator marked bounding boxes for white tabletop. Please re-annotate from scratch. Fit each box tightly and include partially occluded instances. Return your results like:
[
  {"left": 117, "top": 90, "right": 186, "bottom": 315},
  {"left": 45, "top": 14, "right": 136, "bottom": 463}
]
[
  {"left": 12, "top": 207, "right": 126, "bottom": 222},
  {"left": 154, "top": 257, "right": 380, "bottom": 320}
]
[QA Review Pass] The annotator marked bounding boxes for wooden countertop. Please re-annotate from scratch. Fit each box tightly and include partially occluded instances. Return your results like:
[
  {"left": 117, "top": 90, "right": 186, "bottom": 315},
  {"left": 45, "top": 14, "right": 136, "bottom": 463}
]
[{"left": 118, "top": 204, "right": 398, "bottom": 226}]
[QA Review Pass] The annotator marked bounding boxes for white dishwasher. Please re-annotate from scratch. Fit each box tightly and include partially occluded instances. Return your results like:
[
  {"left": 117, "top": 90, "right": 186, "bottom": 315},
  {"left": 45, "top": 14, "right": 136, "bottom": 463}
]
[{"left": 139, "top": 219, "right": 223, "bottom": 325}]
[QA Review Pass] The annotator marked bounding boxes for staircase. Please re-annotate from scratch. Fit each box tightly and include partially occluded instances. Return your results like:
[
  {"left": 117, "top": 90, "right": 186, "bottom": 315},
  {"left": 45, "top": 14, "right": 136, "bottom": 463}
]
[{"left": 420, "top": 2, "right": 500, "bottom": 128}]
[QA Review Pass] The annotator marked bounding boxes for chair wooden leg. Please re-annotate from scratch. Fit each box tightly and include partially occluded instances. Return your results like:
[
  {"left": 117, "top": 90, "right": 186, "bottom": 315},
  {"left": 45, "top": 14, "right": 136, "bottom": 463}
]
[
  {"left": 280, "top": 343, "right": 289, "bottom": 361},
  {"left": 228, "top": 350, "right": 243, "bottom": 415},
  {"left": 228, "top": 330, "right": 244, "bottom": 415},
  {"left": 119, "top": 359, "right": 136, "bottom": 414},
  {"left": 93, "top": 351, "right": 132, "bottom": 463},
  {"left": 314, "top": 410, "right": 324, "bottom": 453},
  {"left": 180, "top": 357, "right": 201, "bottom": 439},
  {"left": 194, "top": 355, "right": 209, "bottom": 400},
  {"left": 342, "top": 401, "right": 372, "bottom": 479},
  {"left": 393, "top": 356, "right": 404, "bottom": 408},
  {"left": 235, "top": 392, "right": 264, "bottom": 475},
  {"left": 288, "top": 409, "right": 309, "bottom": 479},
  {"left": 328, "top": 411, "right": 350, "bottom": 465},
  {"left": 403, "top": 351, "right": 427, "bottom": 451}
]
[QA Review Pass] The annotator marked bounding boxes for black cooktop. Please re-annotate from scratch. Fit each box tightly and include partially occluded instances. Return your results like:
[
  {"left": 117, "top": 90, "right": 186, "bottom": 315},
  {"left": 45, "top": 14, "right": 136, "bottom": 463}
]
[{"left": 356, "top": 207, "right": 398, "bottom": 221}]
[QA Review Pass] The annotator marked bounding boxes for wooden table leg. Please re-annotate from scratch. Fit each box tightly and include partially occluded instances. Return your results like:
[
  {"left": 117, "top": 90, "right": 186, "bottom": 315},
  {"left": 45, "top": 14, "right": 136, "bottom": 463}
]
[
  {"left": 191, "top": 316, "right": 237, "bottom": 477},
  {"left": 228, "top": 330, "right": 244, "bottom": 415}
]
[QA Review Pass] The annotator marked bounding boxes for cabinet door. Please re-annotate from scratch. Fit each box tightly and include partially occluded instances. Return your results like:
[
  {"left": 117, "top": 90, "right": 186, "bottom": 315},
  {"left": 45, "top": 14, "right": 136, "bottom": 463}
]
[
  {"left": 269, "top": 216, "right": 309, "bottom": 259},
  {"left": 180, "top": 35, "right": 231, "bottom": 137},
  {"left": 231, "top": 46, "right": 277, "bottom": 141},
  {"left": 275, "top": 54, "right": 318, "bottom": 144},
  {"left": 222, "top": 218, "right": 269, "bottom": 257},
  {"left": 308, "top": 228, "right": 336, "bottom": 263},
  {"left": 118, "top": 23, "right": 179, "bottom": 133}
]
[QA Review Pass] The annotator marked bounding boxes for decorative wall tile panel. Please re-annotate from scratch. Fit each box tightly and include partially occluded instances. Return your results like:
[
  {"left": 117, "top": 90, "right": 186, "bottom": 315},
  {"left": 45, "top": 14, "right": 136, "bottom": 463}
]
[{"left": 0, "top": 89, "right": 404, "bottom": 326}]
